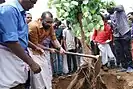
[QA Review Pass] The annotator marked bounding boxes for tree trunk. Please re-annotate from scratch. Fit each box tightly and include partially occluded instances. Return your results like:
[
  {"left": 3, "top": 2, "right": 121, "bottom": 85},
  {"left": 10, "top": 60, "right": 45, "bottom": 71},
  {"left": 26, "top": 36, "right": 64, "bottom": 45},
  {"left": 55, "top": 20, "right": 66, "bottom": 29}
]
[
  {"left": 67, "top": 13, "right": 107, "bottom": 89},
  {"left": 77, "top": 13, "right": 92, "bottom": 64}
]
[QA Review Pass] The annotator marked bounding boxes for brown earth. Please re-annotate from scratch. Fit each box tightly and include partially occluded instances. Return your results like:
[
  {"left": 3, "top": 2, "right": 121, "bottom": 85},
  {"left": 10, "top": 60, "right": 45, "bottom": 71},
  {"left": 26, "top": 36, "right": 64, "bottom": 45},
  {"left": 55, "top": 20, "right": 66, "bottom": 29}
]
[{"left": 52, "top": 69, "right": 133, "bottom": 89}]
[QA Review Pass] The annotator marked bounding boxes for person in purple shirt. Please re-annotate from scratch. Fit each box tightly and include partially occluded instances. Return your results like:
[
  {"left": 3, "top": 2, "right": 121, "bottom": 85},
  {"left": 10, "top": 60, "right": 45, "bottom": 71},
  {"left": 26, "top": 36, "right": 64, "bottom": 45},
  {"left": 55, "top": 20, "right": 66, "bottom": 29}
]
[{"left": 107, "top": 5, "right": 133, "bottom": 72}]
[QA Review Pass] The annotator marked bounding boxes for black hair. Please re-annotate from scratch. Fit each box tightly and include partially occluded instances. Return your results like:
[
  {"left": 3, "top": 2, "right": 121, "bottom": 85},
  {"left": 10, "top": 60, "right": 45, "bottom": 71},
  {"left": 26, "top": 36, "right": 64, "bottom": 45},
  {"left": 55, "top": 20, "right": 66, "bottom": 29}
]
[
  {"left": 66, "top": 20, "right": 71, "bottom": 26},
  {"left": 131, "top": 12, "right": 133, "bottom": 15},
  {"left": 41, "top": 11, "right": 53, "bottom": 19},
  {"left": 57, "top": 21, "right": 61, "bottom": 26},
  {"left": 0, "top": 0, "right": 5, "bottom": 4},
  {"left": 66, "top": 20, "right": 71, "bottom": 30},
  {"left": 26, "top": 12, "right": 32, "bottom": 15},
  {"left": 100, "top": 13, "right": 110, "bottom": 21},
  {"left": 107, "top": 7, "right": 115, "bottom": 14},
  {"left": 54, "top": 18, "right": 61, "bottom": 26},
  {"left": 54, "top": 18, "right": 58, "bottom": 22},
  {"left": 127, "top": 12, "right": 133, "bottom": 16}
]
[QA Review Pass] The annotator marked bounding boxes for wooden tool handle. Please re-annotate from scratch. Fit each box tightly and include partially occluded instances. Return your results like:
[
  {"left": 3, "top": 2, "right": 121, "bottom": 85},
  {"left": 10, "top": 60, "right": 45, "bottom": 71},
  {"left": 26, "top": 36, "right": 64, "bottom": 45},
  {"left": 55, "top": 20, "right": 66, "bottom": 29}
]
[{"left": 64, "top": 52, "right": 99, "bottom": 59}]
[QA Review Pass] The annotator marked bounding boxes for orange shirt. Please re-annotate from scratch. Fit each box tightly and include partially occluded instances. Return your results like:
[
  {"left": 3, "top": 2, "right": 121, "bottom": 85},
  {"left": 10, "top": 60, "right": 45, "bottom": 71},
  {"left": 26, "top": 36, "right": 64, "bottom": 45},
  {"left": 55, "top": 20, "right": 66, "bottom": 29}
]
[{"left": 28, "top": 19, "right": 56, "bottom": 45}]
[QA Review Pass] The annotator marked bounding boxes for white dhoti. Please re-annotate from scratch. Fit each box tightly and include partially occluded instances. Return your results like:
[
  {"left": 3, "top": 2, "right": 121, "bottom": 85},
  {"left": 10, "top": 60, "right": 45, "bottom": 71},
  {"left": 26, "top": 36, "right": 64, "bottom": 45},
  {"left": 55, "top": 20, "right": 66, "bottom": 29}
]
[
  {"left": 98, "top": 43, "right": 116, "bottom": 65},
  {"left": 0, "top": 46, "right": 28, "bottom": 89},
  {"left": 62, "top": 55, "right": 69, "bottom": 74},
  {"left": 28, "top": 49, "right": 52, "bottom": 89},
  {"left": 44, "top": 51, "right": 52, "bottom": 81}
]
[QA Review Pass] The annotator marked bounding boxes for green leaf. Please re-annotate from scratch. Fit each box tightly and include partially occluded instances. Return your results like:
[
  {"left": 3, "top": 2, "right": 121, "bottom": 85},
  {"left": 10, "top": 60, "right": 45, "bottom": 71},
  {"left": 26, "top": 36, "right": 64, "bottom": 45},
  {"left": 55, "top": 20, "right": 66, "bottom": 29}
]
[
  {"left": 88, "top": 15, "right": 92, "bottom": 20},
  {"left": 95, "top": 24, "right": 100, "bottom": 30},
  {"left": 71, "top": 1, "right": 78, "bottom": 6},
  {"left": 99, "top": 20, "right": 104, "bottom": 26},
  {"left": 83, "top": 0, "right": 88, "bottom": 4},
  {"left": 61, "top": 0, "right": 66, "bottom": 2},
  {"left": 100, "top": 25, "right": 104, "bottom": 31},
  {"left": 83, "top": 6, "right": 88, "bottom": 12},
  {"left": 85, "top": 32, "right": 90, "bottom": 37},
  {"left": 82, "top": 18, "right": 88, "bottom": 27},
  {"left": 70, "top": 4, "right": 75, "bottom": 8},
  {"left": 64, "top": 12, "right": 69, "bottom": 17},
  {"left": 84, "top": 12, "right": 88, "bottom": 17},
  {"left": 55, "top": 4, "right": 61, "bottom": 8},
  {"left": 53, "top": 0, "right": 60, "bottom": 4},
  {"left": 97, "top": 15, "right": 102, "bottom": 21},
  {"left": 60, "top": 9, "right": 65, "bottom": 14},
  {"left": 63, "top": 3, "right": 70, "bottom": 7},
  {"left": 88, "top": 23, "right": 94, "bottom": 31},
  {"left": 90, "top": 9, "right": 96, "bottom": 14}
]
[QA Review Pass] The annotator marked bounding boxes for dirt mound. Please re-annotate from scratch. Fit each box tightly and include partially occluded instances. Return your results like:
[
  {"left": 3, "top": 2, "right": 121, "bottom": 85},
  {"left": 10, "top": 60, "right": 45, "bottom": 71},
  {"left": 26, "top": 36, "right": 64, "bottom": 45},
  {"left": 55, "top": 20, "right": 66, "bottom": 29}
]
[
  {"left": 52, "top": 70, "right": 133, "bottom": 89},
  {"left": 52, "top": 75, "right": 74, "bottom": 89},
  {"left": 101, "top": 70, "right": 133, "bottom": 89}
]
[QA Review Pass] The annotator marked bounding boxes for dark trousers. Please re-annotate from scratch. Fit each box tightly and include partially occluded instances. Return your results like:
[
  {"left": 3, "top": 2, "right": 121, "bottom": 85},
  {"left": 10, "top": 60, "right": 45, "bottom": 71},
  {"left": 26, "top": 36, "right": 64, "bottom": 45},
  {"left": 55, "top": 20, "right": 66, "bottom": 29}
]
[
  {"left": 25, "top": 71, "right": 30, "bottom": 89},
  {"left": 10, "top": 84, "right": 25, "bottom": 89},
  {"left": 90, "top": 41, "right": 99, "bottom": 55},
  {"left": 109, "top": 41, "right": 117, "bottom": 58},
  {"left": 114, "top": 38, "right": 133, "bottom": 69},
  {"left": 67, "top": 49, "right": 77, "bottom": 73}
]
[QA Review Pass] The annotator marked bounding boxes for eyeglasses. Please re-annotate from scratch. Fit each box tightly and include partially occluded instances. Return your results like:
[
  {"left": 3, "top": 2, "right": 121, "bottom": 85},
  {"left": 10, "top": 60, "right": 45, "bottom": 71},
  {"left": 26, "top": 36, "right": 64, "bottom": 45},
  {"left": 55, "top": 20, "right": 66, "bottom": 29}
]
[{"left": 29, "top": 0, "right": 36, "bottom": 4}]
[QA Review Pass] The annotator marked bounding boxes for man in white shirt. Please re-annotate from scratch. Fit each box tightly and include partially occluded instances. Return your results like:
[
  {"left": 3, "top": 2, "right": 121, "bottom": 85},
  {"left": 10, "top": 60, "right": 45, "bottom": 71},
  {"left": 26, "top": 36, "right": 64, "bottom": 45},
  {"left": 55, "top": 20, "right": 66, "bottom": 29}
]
[{"left": 63, "top": 20, "right": 77, "bottom": 74}]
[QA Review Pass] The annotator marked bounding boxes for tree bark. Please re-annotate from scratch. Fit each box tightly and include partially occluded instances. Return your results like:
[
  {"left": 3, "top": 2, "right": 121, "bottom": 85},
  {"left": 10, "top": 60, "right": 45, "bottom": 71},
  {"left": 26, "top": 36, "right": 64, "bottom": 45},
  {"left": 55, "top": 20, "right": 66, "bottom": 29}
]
[{"left": 77, "top": 13, "right": 92, "bottom": 64}]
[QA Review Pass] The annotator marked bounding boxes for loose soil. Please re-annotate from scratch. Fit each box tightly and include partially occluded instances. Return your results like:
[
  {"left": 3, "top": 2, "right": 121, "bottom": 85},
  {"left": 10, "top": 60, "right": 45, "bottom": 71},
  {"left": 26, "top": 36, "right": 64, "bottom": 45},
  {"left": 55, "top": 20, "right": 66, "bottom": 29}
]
[{"left": 52, "top": 69, "right": 133, "bottom": 89}]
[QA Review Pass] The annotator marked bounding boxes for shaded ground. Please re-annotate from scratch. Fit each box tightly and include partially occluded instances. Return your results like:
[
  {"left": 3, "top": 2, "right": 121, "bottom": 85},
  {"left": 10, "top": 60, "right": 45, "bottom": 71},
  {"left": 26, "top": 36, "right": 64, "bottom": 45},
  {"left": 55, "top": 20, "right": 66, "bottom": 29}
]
[
  {"left": 52, "top": 75, "right": 74, "bottom": 89},
  {"left": 52, "top": 69, "right": 133, "bottom": 89}
]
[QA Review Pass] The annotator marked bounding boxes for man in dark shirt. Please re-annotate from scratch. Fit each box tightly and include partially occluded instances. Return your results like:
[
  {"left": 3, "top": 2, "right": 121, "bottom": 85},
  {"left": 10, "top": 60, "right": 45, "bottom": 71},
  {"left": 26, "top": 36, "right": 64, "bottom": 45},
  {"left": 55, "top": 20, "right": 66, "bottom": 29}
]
[{"left": 107, "top": 5, "right": 133, "bottom": 72}]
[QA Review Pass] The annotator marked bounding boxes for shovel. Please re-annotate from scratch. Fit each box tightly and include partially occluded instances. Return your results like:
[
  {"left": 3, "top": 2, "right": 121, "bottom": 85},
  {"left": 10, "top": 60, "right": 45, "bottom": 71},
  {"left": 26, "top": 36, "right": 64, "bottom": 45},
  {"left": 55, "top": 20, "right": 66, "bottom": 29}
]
[
  {"left": 52, "top": 48, "right": 102, "bottom": 76},
  {"left": 63, "top": 51, "right": 102, "bottom": 76},
  {"left": 64, "top": 51, "right": 99, "bottom": 59}
]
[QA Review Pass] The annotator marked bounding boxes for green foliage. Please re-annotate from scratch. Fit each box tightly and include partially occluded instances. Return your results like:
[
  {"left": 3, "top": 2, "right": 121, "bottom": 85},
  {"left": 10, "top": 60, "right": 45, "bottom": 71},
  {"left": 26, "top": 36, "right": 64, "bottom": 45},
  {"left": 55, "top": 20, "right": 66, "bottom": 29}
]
[
  {"left": 48, "top": 0, "right": 116, "bottom": 42},
  {"left": 102, "top": 0, "right": 116, "bottom": 9},
  {"left": 47, "top": 0, "right": 53, "bottom": 9}
]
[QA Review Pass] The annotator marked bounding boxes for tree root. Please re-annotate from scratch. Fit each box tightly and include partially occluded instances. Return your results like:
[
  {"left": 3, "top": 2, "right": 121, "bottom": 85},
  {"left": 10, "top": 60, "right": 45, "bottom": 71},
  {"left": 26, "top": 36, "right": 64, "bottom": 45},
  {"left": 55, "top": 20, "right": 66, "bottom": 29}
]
[{"left": 67, "top": 58, "right": 107, "bottom": 89}]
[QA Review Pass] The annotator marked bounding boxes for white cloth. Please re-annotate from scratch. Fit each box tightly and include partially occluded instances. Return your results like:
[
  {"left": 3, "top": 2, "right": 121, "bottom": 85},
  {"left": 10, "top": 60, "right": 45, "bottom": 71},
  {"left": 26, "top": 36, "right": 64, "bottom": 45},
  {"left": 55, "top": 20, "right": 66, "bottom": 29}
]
[
  {"left": 98, "top": 43, "right": 116, "bottom": 65},
  {"left": 0, "top": 46, "right": 28, "bottom": 89},
  {"left": 28, "top": 49, "right": 52, "bottom": 89},
  {"left": 63, "top": 28, "right": 75, "bottom": 51},
  {"left": 62, "top": 55, "right": 69, "bottom": 74},
  {"left": 44, "top": 51, "right": 52, "bottom": 80}
]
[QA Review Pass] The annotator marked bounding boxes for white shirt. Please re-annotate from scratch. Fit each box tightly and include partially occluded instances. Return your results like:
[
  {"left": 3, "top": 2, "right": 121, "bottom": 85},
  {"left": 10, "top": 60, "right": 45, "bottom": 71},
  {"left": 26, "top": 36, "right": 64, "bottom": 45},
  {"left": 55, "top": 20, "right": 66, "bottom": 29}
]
[{"left": 63, "top": 27, "right": 75, "bottom": 50}]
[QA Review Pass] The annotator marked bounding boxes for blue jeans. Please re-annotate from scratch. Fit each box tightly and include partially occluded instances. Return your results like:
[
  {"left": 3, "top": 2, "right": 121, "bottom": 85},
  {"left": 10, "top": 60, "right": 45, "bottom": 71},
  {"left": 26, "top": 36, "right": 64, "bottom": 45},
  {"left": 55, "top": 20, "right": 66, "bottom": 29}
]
[{"left": 52, "top": 53, "right": 63, "bottom": 74}]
